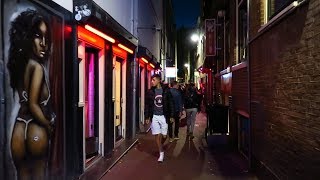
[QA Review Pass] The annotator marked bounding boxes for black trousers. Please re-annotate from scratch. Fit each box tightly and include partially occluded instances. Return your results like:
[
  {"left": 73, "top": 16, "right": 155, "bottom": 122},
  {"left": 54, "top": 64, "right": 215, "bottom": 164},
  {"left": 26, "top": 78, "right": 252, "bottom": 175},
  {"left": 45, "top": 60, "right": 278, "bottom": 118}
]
[{"left": 168, "top": 112, "right": 180, "bottom": 138}]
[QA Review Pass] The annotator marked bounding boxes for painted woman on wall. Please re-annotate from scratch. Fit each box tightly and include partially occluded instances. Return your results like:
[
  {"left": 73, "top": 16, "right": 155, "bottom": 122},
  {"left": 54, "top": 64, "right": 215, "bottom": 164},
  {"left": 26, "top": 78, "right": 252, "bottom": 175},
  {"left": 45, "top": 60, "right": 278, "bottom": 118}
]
[{"left": 7, "top": 9, "right": 55, "bottom": 180}]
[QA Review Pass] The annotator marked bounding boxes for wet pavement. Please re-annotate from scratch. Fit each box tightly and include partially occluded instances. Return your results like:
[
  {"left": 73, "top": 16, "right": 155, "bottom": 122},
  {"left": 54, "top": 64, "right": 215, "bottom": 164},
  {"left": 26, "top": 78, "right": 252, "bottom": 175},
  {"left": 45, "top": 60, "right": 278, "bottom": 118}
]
[{"left": 101, "top": 112, "right": 258, "bottom": 180}]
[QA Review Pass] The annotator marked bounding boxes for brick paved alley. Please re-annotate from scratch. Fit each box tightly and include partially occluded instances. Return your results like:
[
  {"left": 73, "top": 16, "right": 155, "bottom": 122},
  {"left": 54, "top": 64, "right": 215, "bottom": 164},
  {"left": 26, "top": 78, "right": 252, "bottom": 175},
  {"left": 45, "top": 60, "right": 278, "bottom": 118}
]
[{"left": 101, "top": 113, "right": 258, "bottom": 180}]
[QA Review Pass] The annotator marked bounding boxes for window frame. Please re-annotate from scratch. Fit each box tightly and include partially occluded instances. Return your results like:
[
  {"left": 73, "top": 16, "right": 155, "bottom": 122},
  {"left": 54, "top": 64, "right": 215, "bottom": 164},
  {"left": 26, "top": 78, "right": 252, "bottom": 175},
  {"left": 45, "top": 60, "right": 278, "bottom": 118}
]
[
  {"left": 259, "top": 0, "right": 304, "bottom": 32},
  {"left": 267, "top": 0, "right": 295, "bottom": 21},
  {"left": 237, "top": 0, "right": 248, "bottom": 63}
]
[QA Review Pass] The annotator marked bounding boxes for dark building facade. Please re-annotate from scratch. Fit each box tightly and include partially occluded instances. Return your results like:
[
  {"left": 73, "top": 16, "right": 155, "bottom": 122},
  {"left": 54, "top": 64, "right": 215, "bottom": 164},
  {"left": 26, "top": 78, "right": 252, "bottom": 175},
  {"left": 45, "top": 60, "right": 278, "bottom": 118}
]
[
  {"left": 249, "top": 0, "right": 319, "bottom": 179},
  {"left": 200, "top": 0, "right": 319, "bottom": 179}
]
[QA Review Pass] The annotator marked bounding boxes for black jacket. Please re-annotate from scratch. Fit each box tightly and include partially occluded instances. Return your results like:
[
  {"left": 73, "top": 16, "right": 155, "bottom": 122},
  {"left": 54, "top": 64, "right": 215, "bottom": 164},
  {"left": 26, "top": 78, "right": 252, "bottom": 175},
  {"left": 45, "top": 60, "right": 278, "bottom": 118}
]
[
  {"left": 145, "top": 85, "right": 174, "bottom": 121},
  {"left": 184, "top": 88, "right": 199, "bottom": 109}
]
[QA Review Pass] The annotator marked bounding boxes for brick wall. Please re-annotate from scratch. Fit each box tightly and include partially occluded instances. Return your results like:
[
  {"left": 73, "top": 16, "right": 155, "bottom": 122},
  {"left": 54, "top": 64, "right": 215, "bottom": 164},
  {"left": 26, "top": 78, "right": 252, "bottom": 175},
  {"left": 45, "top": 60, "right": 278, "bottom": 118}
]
[
  {"left": 232, "top": 64, "right": 249, "bottom": 114},
  {"left": 215, "top": 75, "right": 221, "bottom": 102},
  {"left": 250, "top": 1, "right": 320, "bottom": 179}
]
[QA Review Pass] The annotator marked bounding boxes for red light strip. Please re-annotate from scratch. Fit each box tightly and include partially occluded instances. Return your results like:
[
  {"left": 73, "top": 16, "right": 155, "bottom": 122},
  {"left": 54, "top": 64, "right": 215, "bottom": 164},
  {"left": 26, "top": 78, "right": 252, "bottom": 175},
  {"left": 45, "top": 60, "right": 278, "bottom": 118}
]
[
  {"left": 112, "top": 46, "right": 127, "bottom": 59},
  {"left": 78, "top": 31, "right": 97, "bottom": 43},
  {"left": 141, "top": 57, "right": 148, "bottom": 64},
  {"left": 85, "top": 25, "right": 115, "bottom": 43},
  {"left": 118, "top": 44, "right": 133, "bottom": 54},
  {"left": 78, "top": 26, "right": 104, "bottom": 48},
  {"left": 149, "top": 64, "right": 155, "bottom": 68}
]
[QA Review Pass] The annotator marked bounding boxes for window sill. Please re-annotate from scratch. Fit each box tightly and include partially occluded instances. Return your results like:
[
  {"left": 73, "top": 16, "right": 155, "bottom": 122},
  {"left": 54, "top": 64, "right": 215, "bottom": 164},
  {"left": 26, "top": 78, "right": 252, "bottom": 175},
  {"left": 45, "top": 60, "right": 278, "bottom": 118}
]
[
  {"left": 232, "top": 61, "right": 247, "bottom": 71},
  {"left": 250, "top": 0, "right": 308, "bottom": 43}
]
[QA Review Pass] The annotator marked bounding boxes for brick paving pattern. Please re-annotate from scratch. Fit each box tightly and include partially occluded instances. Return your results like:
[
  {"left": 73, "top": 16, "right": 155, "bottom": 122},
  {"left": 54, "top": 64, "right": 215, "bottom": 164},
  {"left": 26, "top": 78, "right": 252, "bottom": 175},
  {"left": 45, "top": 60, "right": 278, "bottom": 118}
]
[{"left": 102, "top": 112, "right": 258, "bottom": 180}]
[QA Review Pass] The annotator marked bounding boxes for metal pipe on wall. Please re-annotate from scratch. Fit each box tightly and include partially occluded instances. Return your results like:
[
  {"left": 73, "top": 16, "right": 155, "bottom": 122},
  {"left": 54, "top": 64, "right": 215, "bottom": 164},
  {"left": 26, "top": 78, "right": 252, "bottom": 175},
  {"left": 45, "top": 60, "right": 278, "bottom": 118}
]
[
  {"left": 0, "top": 2, "right": 5, "bottom": 175},
  {"left": 246, "top": 0, "right": 252, "bottom": 171},
  {"left": 128, "top": 50, "right": 138, "bottom": 138}
]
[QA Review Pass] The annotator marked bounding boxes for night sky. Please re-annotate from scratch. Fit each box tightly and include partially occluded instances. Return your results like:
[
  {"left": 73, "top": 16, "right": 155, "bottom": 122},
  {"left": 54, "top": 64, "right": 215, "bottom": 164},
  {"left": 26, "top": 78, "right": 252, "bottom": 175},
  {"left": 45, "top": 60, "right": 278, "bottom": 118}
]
[{"left": 172, "top": 0, "right": 200, "bottom": 28}]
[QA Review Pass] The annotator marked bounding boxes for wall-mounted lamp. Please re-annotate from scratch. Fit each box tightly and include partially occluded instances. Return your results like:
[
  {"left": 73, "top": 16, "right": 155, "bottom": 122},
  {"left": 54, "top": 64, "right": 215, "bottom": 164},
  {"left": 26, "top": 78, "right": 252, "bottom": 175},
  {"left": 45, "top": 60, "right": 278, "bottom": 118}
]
[{"left": 74, "top": 4, "right": 91, "bottom": 21}]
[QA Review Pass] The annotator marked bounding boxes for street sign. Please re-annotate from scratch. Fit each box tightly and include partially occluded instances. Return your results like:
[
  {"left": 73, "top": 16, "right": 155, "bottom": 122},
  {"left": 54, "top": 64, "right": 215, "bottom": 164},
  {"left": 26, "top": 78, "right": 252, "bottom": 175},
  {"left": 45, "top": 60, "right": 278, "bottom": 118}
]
[
  {"left": 205, "top": 19, "right": 216, "bottom": 56},
  {"left": 165, "top": 67, "right": 176, "bottom": 77}
]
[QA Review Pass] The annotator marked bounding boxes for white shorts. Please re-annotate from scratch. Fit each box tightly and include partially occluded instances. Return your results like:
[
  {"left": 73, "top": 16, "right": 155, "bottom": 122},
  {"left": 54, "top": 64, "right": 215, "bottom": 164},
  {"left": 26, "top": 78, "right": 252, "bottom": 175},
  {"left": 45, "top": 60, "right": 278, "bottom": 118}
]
[{"left": 151, "top": 115, "right": 168, "bottom": 135}]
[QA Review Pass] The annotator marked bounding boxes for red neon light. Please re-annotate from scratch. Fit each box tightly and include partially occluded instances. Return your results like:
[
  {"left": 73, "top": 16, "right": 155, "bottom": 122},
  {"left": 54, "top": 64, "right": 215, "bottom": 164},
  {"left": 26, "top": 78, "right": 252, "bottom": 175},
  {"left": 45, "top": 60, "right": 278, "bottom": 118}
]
[
  {"left": 65, "top": 26, "right": 72, "bottom": 32},
  {"left": 118, "top": 44, "right": 133, "bottom": 54},
  {"left": 85, "top": 25, "right": 115, "bottom": 43},
  {"left": 141, "top": 57, "right": 148, "bottom": 64},
  {"left": 78, "top": 26, "right": 104, "bottom": 48},
  {"left": 112, "top": 46, "right": 127, "bottom": 59},
  {"left": 149, "top": 64, "right": 155, "bottom": 68},
  {"left": 79, "top": 31, "right": 97, "bottom": 43},
  {"left": 139, "top": 61, "right": 146, "bottom": 67}
]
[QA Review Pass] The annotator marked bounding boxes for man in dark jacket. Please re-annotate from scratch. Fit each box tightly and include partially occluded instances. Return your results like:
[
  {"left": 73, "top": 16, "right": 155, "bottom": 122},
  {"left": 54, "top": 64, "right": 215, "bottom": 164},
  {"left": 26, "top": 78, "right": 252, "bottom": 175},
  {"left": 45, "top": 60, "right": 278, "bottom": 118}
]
[
  {"left": 145, "top": 74, "right": 174, "bottom": 162},
  {"left": 184, "top": 83, "right": 199, "bottom": 139},
  {"left": 168, "top": 81, "right": 183, "bottom": 142}
]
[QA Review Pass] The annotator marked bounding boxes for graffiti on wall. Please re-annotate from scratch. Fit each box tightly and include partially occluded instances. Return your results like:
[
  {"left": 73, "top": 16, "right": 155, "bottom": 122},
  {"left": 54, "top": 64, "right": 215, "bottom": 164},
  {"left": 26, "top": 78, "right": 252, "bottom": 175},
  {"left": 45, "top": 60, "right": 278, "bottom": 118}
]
[{"left": 3, "top": 0, "right": 64, "bottom": 179}]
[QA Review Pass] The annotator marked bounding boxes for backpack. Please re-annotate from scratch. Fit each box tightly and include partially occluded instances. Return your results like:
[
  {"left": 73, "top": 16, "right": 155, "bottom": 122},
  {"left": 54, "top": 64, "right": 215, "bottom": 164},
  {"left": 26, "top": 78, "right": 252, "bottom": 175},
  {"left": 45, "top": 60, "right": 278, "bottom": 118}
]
[{"left": 185, "top": 89, "right": 198, "bottom": 108}]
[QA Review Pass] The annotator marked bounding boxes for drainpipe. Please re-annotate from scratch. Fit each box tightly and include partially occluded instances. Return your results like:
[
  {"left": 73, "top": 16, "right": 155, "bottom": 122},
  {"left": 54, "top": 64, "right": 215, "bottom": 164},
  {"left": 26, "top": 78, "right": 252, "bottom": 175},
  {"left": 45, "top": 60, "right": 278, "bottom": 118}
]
[
  {"left": 131, "top": 0, "right": 138, "bottom": 37},
  {"left": 0, "top": 4, "right": 4, "bottom": 175},
  {"left": 131, "top": 49, "right": 138, "bottom": 138},
  {"left": 247, "top": 0, "right": 252, "bottom": 171},
  {"left": 223, "top": 12, "right": 226, "bottom": 68},
  {"left": 131, "top": 0, "right": 138, "bottom": 138},
  {"left": 0, "top": 38, "right": 4, "bottom": 180}
]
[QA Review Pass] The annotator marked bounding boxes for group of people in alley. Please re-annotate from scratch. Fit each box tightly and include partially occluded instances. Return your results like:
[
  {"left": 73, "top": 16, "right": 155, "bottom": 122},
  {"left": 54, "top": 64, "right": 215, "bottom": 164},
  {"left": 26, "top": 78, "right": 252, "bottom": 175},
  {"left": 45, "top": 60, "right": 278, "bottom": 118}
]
[{"left": 144, "top": 74, "right": 203, "bottom": 162}]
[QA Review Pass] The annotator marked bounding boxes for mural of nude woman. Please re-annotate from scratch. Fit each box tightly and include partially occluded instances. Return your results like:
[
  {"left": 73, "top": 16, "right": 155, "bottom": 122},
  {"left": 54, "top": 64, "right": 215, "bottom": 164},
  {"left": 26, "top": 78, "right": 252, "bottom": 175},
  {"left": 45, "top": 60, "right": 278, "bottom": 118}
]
[{"left": 7, "top": 9, "right": 55, "bottom": 180}]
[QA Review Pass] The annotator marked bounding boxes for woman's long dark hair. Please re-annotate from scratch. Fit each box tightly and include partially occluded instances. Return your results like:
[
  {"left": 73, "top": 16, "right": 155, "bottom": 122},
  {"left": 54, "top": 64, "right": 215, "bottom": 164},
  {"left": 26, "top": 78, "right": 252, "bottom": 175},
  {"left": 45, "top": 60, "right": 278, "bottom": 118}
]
[{"left": 7, "top": 9, "right": 51, "bottom": 90}]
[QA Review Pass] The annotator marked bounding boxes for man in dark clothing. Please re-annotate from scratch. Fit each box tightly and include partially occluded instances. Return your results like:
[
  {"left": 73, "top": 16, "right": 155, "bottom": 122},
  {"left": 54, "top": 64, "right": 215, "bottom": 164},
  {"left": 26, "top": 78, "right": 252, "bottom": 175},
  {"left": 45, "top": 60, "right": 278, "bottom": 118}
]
[
  {"left": 145, "top": 74, "right": 174, "bottom": 162},
  {"left": 184, "top": 83, "right": 199, "bottom": 139},
  {"left": 168, "top": 81, "right": 183, "bottom": 142}
]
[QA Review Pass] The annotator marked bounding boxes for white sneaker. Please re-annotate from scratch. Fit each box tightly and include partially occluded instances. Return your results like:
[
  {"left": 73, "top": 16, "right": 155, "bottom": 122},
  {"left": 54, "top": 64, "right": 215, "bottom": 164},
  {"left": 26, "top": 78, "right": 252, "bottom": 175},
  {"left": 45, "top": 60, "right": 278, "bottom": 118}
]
[{"left": 158, "top": 152, "right": 164, "bottom": 162}]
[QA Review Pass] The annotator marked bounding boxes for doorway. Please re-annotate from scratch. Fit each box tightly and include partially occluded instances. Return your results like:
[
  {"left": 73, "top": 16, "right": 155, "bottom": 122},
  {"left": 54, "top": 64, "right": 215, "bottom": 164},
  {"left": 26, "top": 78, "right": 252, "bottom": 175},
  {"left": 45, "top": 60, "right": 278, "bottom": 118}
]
[
  {"left": 77, "top": 27, "right": 106, "bottom": 170},
  {"left": 114, "top": 57, "right": 125, "bottom": 142},
  {"left": 84, "top": 47, "right": 100, "bottom": 164},
  {"left": 139, "top": 66, "right": 145, "bottom": 132},
  {"left": 238, "top": 115, "right": 250, "bottom": 158}
]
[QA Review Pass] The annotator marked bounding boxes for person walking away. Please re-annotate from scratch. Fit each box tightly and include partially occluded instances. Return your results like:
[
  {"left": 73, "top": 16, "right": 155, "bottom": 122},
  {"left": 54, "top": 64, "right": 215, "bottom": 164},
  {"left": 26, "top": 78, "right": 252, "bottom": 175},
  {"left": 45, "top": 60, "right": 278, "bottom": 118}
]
[
  {"left": 145, "top": 74, "right": 174, "bottom": 162},
  {"left": 184, "top": 83, "right": 199, "bottom": 139},
  {"left": 168, "top": 81, "right": 183, "bottom": 142},
  {"left": 197, "top": 87, "right": 204, "bottom": 113}
]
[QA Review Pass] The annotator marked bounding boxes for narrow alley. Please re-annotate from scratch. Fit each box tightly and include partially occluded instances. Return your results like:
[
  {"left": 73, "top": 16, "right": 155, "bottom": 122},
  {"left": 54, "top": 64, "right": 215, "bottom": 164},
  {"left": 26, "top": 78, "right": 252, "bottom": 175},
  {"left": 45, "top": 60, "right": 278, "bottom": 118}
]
[
  {"left": 101, "top": 113, "right": 257, "bottom": 180},
  {"left": 1, "top": 0, "right": 319, "bottom": 180}
]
